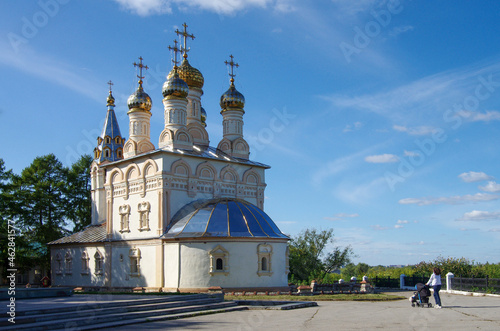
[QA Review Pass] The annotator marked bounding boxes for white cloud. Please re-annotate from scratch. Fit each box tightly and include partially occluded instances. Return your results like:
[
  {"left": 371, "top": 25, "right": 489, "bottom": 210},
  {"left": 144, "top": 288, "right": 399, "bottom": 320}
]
[
  {"left": 393, "top": 125, "right": 437, "bottom": 136},
  {"left": 343, "top": 121, "right": 363, "bottom": 132},
  {"left": 457, "top": 210, "right": 500, "bottom": 222},
  {"left": 394, "top": 224, "right": 404, "bottom": 229},
  {"left": 399, "top": 193, "right": 499, "bottom": 206},
  {"left": 397, "top": 220, "right": 409, "bottom": 224},
  {"left": 389, "top": 25, "right": 414, "bottom": 38},
  {"left": 458, "top": 171, "right": 494, "bottom": 183},
  {"left": 371, "top": 224, "right": 389, "bottom": 231},
  {"left": 489, "top": 228, "right": 500, "bottom": 232},
  {"left": 479, "top": 181, "right": 500, "bottom": 193},
  {"left": 322, "top": 59, "right": 500, "bottom": 124},
  {"left": 459, "top": 110, "right": 500, "bottom": 122},
  {"left": 0, "top": 41, "right": 101, "bottom": 103},
  {"left": 403, "top": 150, "right": 420, "bottom": 157},
  {"left": 330, "top": 0, "right": 382, "bottom": 16},
  {"left": 365, "top": 154, "right": 399, "bottom": 163},
  {"left": 113, "top": 0, "right": 289, "bottom": 15},
  {"left": 324, "top": 213, "right": 359, "bottom": 221}
]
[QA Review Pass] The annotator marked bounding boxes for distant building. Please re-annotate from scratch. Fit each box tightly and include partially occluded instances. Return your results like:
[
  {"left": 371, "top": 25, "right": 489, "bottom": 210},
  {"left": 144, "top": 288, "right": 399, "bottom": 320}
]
[{"left": 49, "top": 24, "right": 290, "bottom": 292}]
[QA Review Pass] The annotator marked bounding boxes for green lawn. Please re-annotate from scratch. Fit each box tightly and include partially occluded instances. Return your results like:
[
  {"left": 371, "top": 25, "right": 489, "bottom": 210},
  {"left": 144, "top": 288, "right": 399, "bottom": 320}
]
[{"left": 224, "top": 293, "right": 405, "bottom": 302}]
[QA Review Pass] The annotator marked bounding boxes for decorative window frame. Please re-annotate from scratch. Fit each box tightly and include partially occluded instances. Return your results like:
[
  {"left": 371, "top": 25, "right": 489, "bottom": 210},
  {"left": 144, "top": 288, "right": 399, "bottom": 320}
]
[
  {"left": 257, "top": 244, "right": 273, "bottom": 276},
  {"left": 94, "top": 250, "right": 104, "bottom": 276},
  {"left": 55, "top": 253, "right": 63, "bottom": 275},
  {"left": 129, "top": 248, "right": 141, "bottom": 277},
  {"left": 81, "top": 251, "right": 90, "bottom": 275},
  {"left": 118, "top": 204, "right": 131, "bottom": 233},
  {"left": 209, "top": 245, "right": 229, "bottom": 276},
  {"left": 138, "top": 201, "right": 150, "bottom": 231},
  {"left": 64, "top": 252, "right": 72, "bottom": 275}
]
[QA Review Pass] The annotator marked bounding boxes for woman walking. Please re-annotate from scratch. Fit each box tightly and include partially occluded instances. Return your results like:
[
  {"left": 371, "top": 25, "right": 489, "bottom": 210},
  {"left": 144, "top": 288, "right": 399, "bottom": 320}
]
[{"left": 426, "top": 267, "right": 442, "bottom": 308}]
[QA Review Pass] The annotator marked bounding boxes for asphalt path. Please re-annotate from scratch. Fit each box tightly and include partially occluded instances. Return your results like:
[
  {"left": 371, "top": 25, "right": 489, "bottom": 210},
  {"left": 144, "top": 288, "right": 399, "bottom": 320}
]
[{"left": 105, "top": 291, "right": 500, "bottom": 331}]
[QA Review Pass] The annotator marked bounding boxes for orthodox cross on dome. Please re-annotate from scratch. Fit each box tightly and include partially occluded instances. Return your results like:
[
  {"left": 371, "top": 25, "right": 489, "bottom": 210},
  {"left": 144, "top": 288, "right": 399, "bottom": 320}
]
[
  {"left": 175, "top": 22, "right": 195, "bottom": 59},
  {"left": 133, "top": 56, "right": 149, "bottom": 87},
  {"left": 225, "top": 54, "right": 239, "bottom": 85},
  {"left": 106, "top": 80, "right": 115, "bottom": 107},
  {"left": 168, "top": 39, "right": 181, "bottom": 70}
]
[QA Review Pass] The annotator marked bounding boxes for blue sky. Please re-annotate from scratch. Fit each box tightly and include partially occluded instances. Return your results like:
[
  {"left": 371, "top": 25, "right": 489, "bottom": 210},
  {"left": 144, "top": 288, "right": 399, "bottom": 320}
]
[{"left": 1, "top": 0, "right": 500, "bottom": 265}]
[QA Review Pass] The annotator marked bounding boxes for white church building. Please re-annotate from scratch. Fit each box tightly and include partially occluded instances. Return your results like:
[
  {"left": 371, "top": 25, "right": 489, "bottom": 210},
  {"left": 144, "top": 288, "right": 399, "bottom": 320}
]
[{"left": 49, "top": 24, "right": 290, "bottom": 292}]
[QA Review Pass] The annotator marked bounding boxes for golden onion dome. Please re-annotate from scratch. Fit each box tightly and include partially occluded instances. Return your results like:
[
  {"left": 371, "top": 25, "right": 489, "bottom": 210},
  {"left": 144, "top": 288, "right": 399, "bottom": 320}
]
[
  {"left": 106, "top": 91, "right": 115, "bottom": 107},
  {"left": 162, "top": 70, "right": 189, "bottom": 99},
  {"left": 220, "top": 83, "right": 245, "bottom": 110},
  {"left": 127, "top": 85, "right": 152, "bottom": 111},
  {"left": 168, "top": 58, "right": 204, "bottom": 89},
  {"left": 200, "top": 107, "right": 207, "bottom": 126}
]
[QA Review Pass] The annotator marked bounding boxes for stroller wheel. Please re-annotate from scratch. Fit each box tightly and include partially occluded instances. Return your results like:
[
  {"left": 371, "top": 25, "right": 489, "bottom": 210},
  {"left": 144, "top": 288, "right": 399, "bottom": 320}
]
[
  {"left": 428, "top": 303, "right": 432, "bottom": 308},
  {"left": 411, "top": 303, "right": 415, "bottom": 307}
]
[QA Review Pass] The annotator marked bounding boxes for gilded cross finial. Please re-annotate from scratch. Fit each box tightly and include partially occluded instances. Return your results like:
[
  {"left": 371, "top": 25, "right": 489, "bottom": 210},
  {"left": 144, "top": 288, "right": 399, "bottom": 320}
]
[
  {"left": 107, "top": 80, "right": 114, "bottom": 93},
  {"left": 133, "top": 56, "right": 149, "bottom": 87},
  {"left": 168, "top": 39, "right": 181, "bottom": 70},
  {"left": 225, "top": 54, "right": 239, "bottom": 85},
  {"left": 106, "top": 80, "right": 115, "bottom": 107},
  {"left": 175, "top": 22, "right": 195, "bottom": 59}
]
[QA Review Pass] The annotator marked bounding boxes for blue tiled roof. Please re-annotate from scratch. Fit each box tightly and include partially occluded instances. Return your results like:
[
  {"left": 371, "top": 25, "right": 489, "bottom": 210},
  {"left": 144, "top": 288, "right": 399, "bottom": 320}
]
[
  {"left": 163, "top": 198, "right": 289, "bottom": 239},
  {"left": 96, "top": 103, "right": 124, "bottom": 164}
]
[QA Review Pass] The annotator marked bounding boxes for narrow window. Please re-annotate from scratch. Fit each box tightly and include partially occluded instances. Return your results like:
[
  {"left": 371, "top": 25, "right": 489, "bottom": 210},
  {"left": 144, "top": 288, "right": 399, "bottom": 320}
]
[
  {"left": 216, "top": 258, "right": 223, "bottom": 270},
  {"left": 81, "top": 251, "right": 89, "bottom": 275},
  {"left": 55, "top": 253, "right": 63, "bottom": 275},
  {"left": 94, "top": 251, "right": 103, "bottom": 275},
  {"left": 129, "top": 248, "right": 141, "bottom": 277},
  {"left": 261, "top": 257, "right": 267, "bottom": 271}
]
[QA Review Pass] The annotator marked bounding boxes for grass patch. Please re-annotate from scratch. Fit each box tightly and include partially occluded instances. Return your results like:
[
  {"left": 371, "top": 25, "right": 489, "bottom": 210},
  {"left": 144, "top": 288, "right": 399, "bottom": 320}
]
[{"left": 224, "top": 293, "right": 405, "bottom": 302}]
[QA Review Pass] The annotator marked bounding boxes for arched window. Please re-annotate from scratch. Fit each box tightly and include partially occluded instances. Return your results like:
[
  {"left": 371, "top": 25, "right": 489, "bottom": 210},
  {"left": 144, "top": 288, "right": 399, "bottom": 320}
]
[
  {"left": 209, "top": 245, "right": 229, "bottom": 276},
  {"left": 138, "top": 202, "right": 150, "bottom": 231},
  {"left": 216, "top": 258, "right": 224, "bottom": 271},
  {"left": 104, "top": 149, "right": 110, "bottom": 158},
  {"left": 81, "top": 251, "right": 89, "bottom": 275},
  {"left": 261, "top": 257, "right": 268, "bottom": 271},
  {"left": 64, "top": 252, "right": 72, "bottom": 274},
  {"left": 118, "top": 205, "right": 130, "bottom": 233},
  {"left": 55, "top": 253, "right": 63, "bottom": 275},
  {"left": 129, "top": 248, "right": 141, "bottom": 277},
  {"left": 257, "top": 244, "right": 273, "bottom": 276},
  {"left": 94, "top": 250, "right": 103, "bottom": 275}
]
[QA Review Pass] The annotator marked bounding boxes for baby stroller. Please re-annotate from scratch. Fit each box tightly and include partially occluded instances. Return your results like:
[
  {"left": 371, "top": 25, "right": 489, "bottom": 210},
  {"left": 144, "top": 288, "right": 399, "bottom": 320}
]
[{"left": 409, "top": 283, "right": 432, "bottom": 308}]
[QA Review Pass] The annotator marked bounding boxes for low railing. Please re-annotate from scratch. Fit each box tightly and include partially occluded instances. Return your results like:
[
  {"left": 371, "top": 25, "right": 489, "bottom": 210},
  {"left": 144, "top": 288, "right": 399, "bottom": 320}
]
[
  {"left": 371, "top": 276, "right": 399, "bottom": 288},
  {"left": 451, "top": 276, "right": 500, "bottom": 294}
]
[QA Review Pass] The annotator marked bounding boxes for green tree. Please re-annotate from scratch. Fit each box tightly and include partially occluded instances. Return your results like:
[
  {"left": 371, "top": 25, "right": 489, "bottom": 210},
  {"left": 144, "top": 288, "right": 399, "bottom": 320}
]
[
  {"left": 13, "top": 154, "right": 70, "bottom": 272},
  {"left": 66, "top": 154, "right": 92, "bottom": 232},
  {"left": 0, "top": 159, "right": 15, "bottom": 278},
  {"left": 289, "top": 228, "right": 353, "bottom": 282}
]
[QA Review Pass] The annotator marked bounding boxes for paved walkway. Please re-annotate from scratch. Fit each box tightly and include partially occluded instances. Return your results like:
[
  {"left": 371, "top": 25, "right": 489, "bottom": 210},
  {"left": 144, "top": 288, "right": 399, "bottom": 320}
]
[
  {"left": 4, "top": 291, "right": 500, "bottom": 330},
  {"left": 106, "top": 291, "right": 500, "bottom": 331}
]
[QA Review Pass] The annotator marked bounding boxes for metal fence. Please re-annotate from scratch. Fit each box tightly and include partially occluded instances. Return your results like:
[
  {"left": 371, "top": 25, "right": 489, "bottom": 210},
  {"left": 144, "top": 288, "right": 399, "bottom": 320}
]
[
  {"left": 371, "top": 276, "right": 399, "bottom": 288},
  {"left": 451, "top": 276, "right": 500, "bottom": 294},
  {"left": 403, "top": 275, "right": 447, "bottom": 288}
]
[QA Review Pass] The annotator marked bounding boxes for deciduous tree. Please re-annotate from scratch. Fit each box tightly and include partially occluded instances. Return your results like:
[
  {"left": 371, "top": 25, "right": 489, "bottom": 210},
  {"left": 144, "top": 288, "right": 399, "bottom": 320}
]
[{"left": 289, "top": 228, "right": 353, "bottom": 282}]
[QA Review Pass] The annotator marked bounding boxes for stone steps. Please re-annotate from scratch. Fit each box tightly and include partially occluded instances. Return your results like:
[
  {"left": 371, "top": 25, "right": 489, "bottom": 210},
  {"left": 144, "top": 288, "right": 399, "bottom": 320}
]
[
  {"left": 2, "top": 293, "right": 246, "bottom": 330},
  {"left": 8, "top": 293, "right": 210, "bottom": 318}
]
